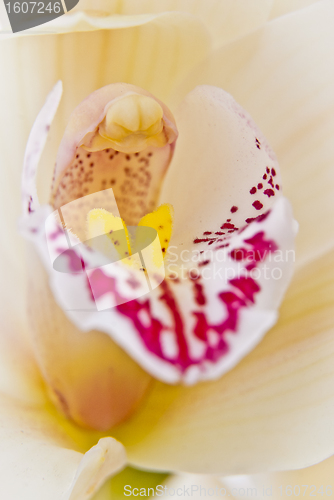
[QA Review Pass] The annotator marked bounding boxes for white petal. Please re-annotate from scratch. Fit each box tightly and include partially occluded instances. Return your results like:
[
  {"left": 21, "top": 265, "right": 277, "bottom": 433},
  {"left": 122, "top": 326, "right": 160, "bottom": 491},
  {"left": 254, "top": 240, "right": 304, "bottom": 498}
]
[
  {"left": 222, "top": 454, "right": 334, "bottom": 499},
  {"left": 104, "top": 0, "right": 274, "bottom": 48},
  {"left": 58, "top": 0, "right": 274, "bottom": 47},
  {"left": 175, "top": 0, "right": 334, "bottom": 267},
  {"left": 112, "top": 246, "right": 334, "bottom": 473}
]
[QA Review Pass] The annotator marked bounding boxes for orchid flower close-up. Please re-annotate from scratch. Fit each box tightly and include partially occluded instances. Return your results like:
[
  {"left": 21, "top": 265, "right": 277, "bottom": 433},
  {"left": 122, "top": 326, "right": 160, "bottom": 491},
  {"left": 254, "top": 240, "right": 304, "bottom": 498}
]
[{"left": 0, "top": 0, "right": 334, "bottom": 499}]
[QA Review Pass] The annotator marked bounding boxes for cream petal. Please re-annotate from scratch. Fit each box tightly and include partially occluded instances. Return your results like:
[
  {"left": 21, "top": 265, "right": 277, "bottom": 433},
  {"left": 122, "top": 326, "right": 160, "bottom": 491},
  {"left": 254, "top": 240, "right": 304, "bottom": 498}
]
[
  {"left": 72, "top": 0, "right": 274, "bottom": 47},
  {"left": 58, "top": 0, "right": 274, "bottom": 46},
  {"left": 175, "top": 0, "right": 334, "bottom": 267},
  {"left": 0, "top": 392, "right": 126, "bottom": 500},
  {"left": 111, "top": 0, "right": 275, "bottom": 48},
  {"left": 113, "top": 247, "right": 334, "bottom": 474},
  {"left": 269, "top": 0, "right": 321, "bottom": 19},
  {"left": 0, "top": 11, "right": 210, "bottom": 202},
  {"left": 222, "top": 455, "right": 334, "bottom": 499}
]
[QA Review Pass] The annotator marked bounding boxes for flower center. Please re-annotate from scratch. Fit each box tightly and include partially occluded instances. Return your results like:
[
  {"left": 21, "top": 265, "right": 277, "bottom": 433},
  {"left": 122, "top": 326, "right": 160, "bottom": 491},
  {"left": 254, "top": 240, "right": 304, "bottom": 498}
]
[
  {"left": 80, "top": 94, "right": 167, "bottom": 154},
  {"left": 51, "top": 85, "right": 178, "bottom": 228}
]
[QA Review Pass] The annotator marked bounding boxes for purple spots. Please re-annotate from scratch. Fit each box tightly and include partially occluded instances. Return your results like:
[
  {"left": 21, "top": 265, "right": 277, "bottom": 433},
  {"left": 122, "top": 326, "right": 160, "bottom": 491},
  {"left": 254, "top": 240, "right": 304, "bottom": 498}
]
[
  {"left": 263, "top": 188, "right": 275, "bottom": 198},
  {"left": 252, "top": 200, "right": 263, "bottom": 210}
]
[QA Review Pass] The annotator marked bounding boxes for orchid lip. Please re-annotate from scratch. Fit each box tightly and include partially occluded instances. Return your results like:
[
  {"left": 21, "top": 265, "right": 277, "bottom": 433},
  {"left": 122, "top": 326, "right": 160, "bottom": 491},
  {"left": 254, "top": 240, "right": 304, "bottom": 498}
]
[{"left": 21, "top": 82, "right": 297, "bottom": 389}]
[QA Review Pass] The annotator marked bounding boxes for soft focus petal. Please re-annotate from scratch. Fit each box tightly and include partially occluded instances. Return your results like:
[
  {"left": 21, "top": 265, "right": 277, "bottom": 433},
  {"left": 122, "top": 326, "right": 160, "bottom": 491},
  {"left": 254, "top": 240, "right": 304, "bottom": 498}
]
[
  {"left": 113, "top": 247, "right": 334, "bottom": 473},
  {"left": 71, "top": 0, "right": 274, "bottom": 48},
  {"left": 222, "top": 455, "right": 334, "bottom": 499},
  {"left": 269, "top": 0, "right": 321, "bottom": 19},
  {"left": 175, "top": 0, "right": 334, "bottom": 267},
  {"left": 0, "top": 393, "right": 126, "bottom": 500}
]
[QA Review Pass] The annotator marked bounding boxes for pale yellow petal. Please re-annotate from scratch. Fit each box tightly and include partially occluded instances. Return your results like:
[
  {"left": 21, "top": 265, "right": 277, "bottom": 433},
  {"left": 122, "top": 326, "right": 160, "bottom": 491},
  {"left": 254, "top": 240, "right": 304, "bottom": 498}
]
[
  {"left": 116, "top": 0, "right": 274, "bottom": 48},
  {"left": 222, "top": 454, "right": 334, "bottom": 499},
  {"left": 113, "top": 247, "right": 334, "bottom": 474},
  {"left": 65, "top": 437, "right": 126, "bottom": 500},
  {"left": 175, "top": 0, "right": 334, "bottom": 267},
  {"left": 270, "top": 0, "right": 321, "bottom": 19}
]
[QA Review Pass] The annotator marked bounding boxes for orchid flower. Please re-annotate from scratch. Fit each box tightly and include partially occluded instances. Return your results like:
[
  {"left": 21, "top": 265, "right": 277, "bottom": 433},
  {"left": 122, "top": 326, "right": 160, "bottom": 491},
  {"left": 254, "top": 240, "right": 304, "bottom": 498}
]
[{"left": 0, "top": 0, "right": 334, "bottom": 499}]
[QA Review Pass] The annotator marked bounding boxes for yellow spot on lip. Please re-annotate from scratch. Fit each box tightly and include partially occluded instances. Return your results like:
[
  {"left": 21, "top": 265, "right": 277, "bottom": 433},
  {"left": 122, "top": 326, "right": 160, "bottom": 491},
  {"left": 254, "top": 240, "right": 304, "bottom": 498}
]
[
  {"left": 138, "top": 203, "right": 173, "bottom": 257},
  {"left": 86, "top": 204, "right": 173, "bottom": 262}
]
